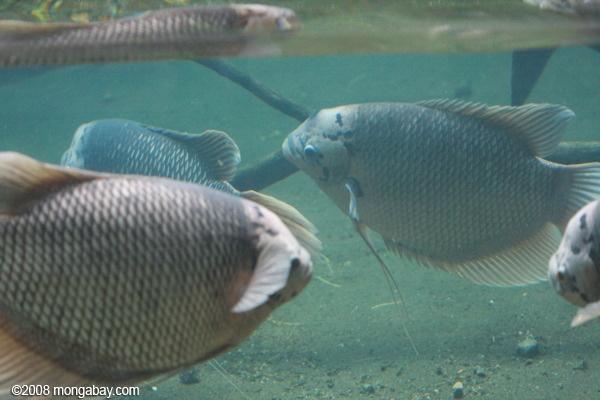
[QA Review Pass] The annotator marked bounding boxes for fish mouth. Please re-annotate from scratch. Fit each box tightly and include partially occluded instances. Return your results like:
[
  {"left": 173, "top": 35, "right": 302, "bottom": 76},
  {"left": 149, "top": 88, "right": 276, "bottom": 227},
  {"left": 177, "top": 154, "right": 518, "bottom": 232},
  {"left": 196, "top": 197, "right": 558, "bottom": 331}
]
[
  {"left": 282, "top": 134, "right": 304, "bottom": 164},
  {"left": 549, "top": 253, "right": 592, "bottom": 307}
]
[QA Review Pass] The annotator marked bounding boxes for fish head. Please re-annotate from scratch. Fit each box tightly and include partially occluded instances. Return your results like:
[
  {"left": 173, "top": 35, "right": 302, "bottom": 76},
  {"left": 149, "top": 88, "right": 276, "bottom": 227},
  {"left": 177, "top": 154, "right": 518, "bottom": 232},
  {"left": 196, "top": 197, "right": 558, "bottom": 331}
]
[
  {"left": 61, "top": 119, "right": 140, "bottom": 170},
  {"left": 232, "top": 4, "right": 299, "bottom": 34},
  {"left": 61, "top": 121, "right": 97, "bottom": 168},
  {"left": 233, "top": 201, "right": 313, "bottom": 314},
  {"left": 282, "top": 107, "right": 355, "bottom": 185},
  {"left": 549, "top": 200, "right": 600, "bottom": 307}
]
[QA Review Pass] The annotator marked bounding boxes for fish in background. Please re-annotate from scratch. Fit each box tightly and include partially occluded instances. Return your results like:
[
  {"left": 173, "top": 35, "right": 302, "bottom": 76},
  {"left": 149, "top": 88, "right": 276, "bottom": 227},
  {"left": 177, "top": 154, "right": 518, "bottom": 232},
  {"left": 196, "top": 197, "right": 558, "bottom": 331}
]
[
  {"left": 62, "top": 120, "right": 240, "bottom": 193},
  {"left": 549, "top": 199, "right": 600, "bottom": 326},
  {"left": 61, "top": 119, "right": 320, "bottom": 253},
  {"left": 0, "top": 152, "right": 315, "bottom": 390},
  {"left": 283, "top": 99, "right": 600, "bottom": 286},
  {"left": 0, "top": 4, "right": 298, "bottom": 67}
]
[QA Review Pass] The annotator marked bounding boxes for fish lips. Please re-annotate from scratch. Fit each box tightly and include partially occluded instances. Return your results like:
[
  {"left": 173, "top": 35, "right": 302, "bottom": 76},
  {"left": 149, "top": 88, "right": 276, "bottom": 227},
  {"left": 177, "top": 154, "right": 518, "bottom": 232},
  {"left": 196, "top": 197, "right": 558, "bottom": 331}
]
[{"left": 282, "top": 134, "right": 305, "bottom": 166}]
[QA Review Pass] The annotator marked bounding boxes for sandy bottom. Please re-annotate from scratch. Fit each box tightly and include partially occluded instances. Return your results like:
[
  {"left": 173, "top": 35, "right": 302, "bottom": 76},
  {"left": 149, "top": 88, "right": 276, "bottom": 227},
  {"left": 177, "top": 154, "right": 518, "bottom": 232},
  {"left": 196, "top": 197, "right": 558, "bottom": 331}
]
[{"left": 125, "top": 172, "right": 600, "bottom": 400}]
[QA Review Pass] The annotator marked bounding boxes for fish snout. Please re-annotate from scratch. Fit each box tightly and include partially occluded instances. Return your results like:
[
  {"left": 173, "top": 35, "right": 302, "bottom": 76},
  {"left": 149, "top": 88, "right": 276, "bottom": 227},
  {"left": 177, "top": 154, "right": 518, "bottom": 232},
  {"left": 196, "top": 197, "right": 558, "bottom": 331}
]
[
  {"left": 549, "top": 250, "right": 600, "bottom": 307},
  {"left": 61, "top": 122, "right": 95, "bottom": 168},
  {"left": 282, "top": 134, "right": 306, "bottom": 164},
  {"left": 234, "top": 5, "right": 299, "bottom": 34}
]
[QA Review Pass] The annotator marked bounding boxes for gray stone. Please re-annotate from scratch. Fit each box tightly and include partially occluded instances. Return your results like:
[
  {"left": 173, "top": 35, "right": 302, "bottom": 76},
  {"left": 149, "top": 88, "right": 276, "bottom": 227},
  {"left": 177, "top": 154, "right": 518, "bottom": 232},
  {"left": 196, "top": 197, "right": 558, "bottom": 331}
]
[
  {"left": 361, "top": 384, "right": 376, "bottom": 395},
  {"left": 517, "top": 335, "right": 539, "bottom": 358}
]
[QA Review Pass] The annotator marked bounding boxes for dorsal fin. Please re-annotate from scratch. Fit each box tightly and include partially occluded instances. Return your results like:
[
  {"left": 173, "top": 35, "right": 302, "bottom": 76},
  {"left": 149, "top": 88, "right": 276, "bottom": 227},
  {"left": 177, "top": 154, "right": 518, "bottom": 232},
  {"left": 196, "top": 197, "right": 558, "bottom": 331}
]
[
  {"left": 147, "top": 128, "right": 241, "bottom": 181},
  {"left": 0, "top": 20, "right": 84, "bottom": 40},
  {"left": 416, "top": 99, "right": 575, "bottom": 157},
  {"left": 0, "top": 152, "right": 103, "bottom": 214}
]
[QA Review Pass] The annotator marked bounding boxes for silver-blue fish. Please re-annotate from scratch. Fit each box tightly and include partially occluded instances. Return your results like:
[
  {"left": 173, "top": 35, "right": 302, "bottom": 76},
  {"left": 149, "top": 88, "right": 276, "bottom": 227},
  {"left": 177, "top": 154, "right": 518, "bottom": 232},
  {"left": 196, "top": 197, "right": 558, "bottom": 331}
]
[
  {"left": 62, "top": 119, "right": 239, "bottom": 193},
  {"left": 283, "top": 99, "right": 600, "bottom": 286},
  {"left": 62, "top": 119, "right": 320, "bottom": 255}
]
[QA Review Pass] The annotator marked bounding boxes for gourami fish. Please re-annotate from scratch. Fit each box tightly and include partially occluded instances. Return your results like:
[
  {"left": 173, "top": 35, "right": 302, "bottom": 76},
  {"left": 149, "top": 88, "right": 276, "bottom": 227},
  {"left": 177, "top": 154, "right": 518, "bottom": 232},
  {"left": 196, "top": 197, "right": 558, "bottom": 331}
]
[
  {"left": 61, "top": 119, "right": 320, "bottom": 252},
  {"left": 61, "top": 119, "right": 241, "bottom": 194},
  {"left": 282, "top": 99, "right": 600, "bottom": 286},
  {"left": 549, "top": 199, "right": 600, "bottom": 326},
  {"left": 0, "top": 152, "right": 315, "bottom": 390},
  {"left": 0, "top": 4, "right": 298, "bottom": 67}
]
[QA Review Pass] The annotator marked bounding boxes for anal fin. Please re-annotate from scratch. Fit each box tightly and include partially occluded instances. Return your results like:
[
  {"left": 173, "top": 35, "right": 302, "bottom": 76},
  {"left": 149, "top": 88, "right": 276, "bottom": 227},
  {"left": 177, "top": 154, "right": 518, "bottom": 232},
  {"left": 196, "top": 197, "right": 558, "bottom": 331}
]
[{"left": 385, "top": 224, "right": 560, "bottom": 286}]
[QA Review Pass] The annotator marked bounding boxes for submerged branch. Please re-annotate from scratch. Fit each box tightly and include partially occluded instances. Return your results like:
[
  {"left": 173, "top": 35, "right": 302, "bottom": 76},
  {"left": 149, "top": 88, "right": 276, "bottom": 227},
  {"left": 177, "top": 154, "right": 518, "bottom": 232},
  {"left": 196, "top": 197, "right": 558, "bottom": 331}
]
[
  {"left": 195, "top": 59, "right": 311, "bottom": 122},
  {"left": 233, "top": 141, "right": 600, "bottom": 192},
  {"left": 546, "top": 141, "right": 600, "bottom": 164},
  {"left": 195, "top": 59, "right": 310, "bottom": 191},
  {"left": 231, "top": 149, "right": 297, "bottom": 191}
]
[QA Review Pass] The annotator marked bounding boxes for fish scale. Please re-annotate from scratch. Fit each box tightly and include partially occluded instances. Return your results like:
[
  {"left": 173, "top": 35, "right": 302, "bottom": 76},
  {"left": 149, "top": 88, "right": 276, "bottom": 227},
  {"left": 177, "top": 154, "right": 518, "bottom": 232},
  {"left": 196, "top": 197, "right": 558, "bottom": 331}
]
[
  {"left": 344, "top": 104, "right": 556, "bottom": 260},
  {"left": 0, "top": 177, "right": 260, "bottom": 380}
]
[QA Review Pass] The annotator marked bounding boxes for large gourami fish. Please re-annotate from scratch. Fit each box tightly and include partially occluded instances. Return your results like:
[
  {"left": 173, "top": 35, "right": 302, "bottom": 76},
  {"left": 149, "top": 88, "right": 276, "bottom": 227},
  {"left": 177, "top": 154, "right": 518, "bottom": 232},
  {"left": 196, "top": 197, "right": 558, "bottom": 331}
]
[
  {"left": 549, "top": 199, "right": 600, "bottom": 326},
  {"left": 0, "top": 152, "right": 316, "bottom": 390},
  {"left": 282, "top": 99, "right": 600, "bottom": 286},
  {"left": 0, "top": 4, "right": 298, "bottom": 67},
  {"left": 61, "top": 119, "right": 320, "bottom": 252}
]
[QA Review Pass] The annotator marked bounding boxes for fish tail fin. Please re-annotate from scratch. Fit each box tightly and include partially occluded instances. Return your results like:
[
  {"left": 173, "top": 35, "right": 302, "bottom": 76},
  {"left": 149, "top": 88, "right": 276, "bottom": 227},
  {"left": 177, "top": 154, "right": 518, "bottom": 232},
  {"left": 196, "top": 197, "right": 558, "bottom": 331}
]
[
  {"left": 553, "top": 162, "right": 600, "bottom": 231},
  {"left": 241, "top": 190, "right": 321, "bottom": 258}
]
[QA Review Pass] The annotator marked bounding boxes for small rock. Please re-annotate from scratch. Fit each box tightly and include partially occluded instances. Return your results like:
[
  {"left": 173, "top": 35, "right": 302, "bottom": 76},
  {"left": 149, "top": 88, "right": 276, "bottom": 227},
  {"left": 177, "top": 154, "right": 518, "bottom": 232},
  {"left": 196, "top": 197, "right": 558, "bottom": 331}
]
[
  {"left": 573, "top": 359, "right": 588, "bottom": 370},
  {"left": 517, "top": 335, "right": 539, "bottom": 358},
  {"left": 474, "top": 366, "right": 486, "bottom": 377},
  {"left": 361, "top": 384, "right": 376, "bottom": 395},
  {"left": 452, "top": 381, "right": 464, "bottom": 399},
  {"left": 178, "top": 368, "right": 200, "bottom": 385}
]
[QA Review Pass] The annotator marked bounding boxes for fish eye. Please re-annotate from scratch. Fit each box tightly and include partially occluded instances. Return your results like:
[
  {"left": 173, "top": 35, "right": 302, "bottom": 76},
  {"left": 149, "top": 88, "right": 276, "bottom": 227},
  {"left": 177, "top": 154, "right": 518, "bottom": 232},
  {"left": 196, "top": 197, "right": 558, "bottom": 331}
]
[
  {"left": 304, "top": 145, "right": 318, "bottom": 158},
  {"left": 290, "top": 257, "right": 300, "bottom": 270}
]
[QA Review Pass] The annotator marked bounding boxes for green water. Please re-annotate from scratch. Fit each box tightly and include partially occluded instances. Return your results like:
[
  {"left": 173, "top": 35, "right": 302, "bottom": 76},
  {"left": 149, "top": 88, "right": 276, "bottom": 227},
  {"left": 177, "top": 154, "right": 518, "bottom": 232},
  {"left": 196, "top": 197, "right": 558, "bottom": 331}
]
[{"left": 1, "top": 47, "right": 599, "bottom": 399}]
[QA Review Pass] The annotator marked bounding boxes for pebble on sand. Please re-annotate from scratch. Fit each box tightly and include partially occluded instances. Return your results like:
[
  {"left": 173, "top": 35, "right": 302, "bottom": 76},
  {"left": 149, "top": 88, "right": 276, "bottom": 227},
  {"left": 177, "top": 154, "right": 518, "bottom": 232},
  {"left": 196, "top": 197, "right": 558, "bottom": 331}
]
[
  {"left": 452, "top": 381, "right": 464, "bottom": 399},
  {"left": 517, "top": 335, "right": 539, "bottom": 358},
  {"left": 179, "top": 368, "right": 200, "bottom": 385},
  {"left": 474, "top": 366, "right": 486, "bottom": 377},
  {"left": 361, "top": 384, "right": 375, "bottom": 395}
]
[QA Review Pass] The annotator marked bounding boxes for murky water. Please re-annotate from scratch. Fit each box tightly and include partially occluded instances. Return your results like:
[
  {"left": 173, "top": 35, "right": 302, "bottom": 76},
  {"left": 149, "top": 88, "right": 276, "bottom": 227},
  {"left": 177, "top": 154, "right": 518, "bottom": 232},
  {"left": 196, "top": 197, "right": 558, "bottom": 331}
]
[{"left": 1, "top": 1, "right": 599, "bottom": 399}]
